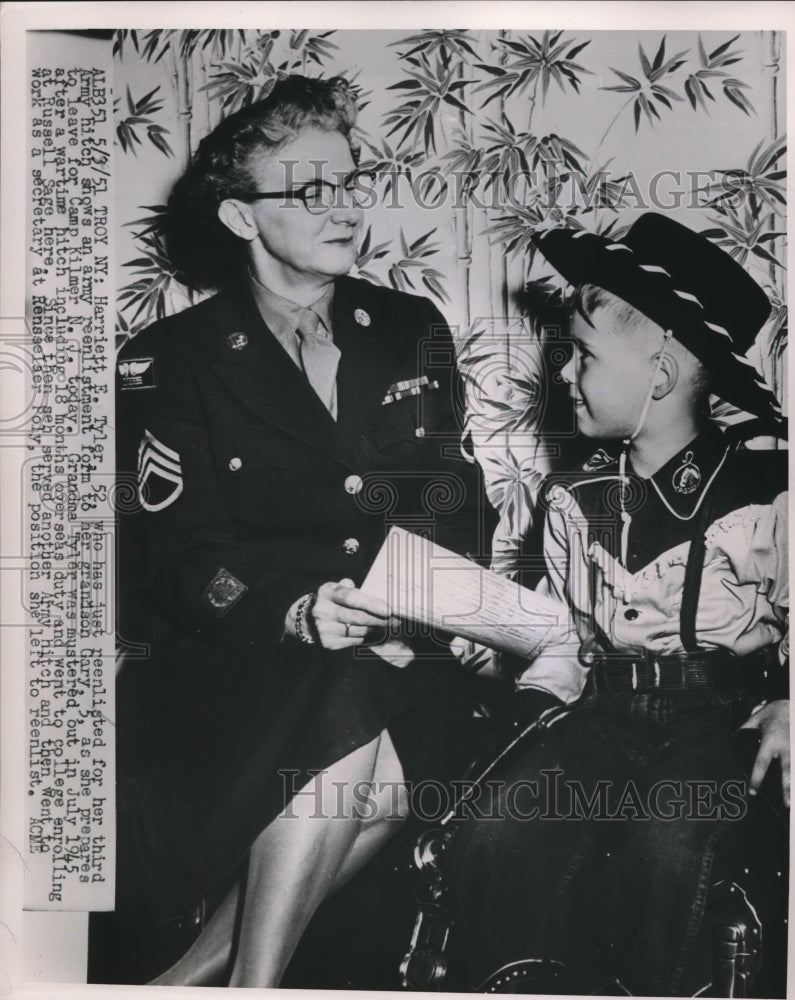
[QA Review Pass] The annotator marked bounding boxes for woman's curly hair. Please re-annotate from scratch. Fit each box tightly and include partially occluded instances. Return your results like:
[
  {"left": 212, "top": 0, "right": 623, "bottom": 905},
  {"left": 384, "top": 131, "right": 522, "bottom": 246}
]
[{"left": 166, "top": 75, "right": 358, "bottom": 290}]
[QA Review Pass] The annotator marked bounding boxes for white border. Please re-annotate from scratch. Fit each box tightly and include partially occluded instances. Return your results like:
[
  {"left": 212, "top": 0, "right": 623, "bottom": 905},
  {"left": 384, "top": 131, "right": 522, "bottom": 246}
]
[{"left": 1, "top": 3, "right": 793, "bottom": 999}]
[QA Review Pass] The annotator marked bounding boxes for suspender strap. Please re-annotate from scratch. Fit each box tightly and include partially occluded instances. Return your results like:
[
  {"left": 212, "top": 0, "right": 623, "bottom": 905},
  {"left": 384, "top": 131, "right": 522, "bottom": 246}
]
[{"left": 679, "top": 445, "right": 735, "bottom": 652}]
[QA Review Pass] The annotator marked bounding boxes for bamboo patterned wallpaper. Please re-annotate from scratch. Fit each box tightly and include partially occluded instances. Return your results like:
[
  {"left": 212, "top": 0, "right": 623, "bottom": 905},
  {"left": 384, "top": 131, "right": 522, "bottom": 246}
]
[{"left": 112, "top": 28, "right": 786, "bottom": 569}]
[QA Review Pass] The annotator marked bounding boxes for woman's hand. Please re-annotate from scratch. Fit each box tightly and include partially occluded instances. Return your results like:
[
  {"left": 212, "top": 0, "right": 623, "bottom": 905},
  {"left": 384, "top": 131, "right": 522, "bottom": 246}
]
[
  {"left": 739, "top": 699, "right": 790, "bottom": 808},
  {"left": 310, "top": 579, "right": 397, "bottom": 650}
]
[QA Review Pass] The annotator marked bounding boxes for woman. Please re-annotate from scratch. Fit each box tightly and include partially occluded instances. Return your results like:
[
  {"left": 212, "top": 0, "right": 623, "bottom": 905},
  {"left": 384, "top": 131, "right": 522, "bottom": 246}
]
[{"left": 114, "top": 75, "right": 488, "bottom": 987}]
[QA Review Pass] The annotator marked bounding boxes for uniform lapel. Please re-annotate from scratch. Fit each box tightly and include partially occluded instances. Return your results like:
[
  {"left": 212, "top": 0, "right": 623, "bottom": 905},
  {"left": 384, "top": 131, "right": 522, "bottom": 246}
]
[{"left": 209, "top": 282, "right": 352, "bottom": 468}]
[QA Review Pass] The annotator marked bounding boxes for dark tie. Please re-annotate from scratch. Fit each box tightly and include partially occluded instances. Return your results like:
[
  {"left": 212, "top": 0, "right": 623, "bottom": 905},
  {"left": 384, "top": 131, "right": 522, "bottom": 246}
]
[{"left": 295, "top": 308, "right": 340, "bottom": 419}]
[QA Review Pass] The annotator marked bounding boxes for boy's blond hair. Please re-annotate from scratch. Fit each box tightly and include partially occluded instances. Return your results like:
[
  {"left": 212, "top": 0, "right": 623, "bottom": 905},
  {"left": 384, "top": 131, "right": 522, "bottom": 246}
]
[{"left": 571, "top": 283, "right": 711, "bottom": 398}]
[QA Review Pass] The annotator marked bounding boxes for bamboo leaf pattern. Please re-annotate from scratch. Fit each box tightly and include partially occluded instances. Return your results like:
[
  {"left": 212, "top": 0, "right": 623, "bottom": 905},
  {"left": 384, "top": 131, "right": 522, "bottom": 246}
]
[
  {"left": 390, "top": 30, "right": 480, "bottom": 64},
  {"left": 196, "top": 31, "right": 342, "bottom": 113},
  {"left": 350, "top": 226, "right": 449, "bottom": 304},
  {"left": 117, "top": 28, "right": 250, "bottom": 64},
  {"left": 475, "top": 31, "right": 592, "bottom": 106},
  {"left": 383, "top": 52, "right": 473, "bottom": 154},
  {"left": 115, "top": 86, "right": 174, "bottom": 157},
  {"left": 700, "top": 136, "right": 786, "bottom": 217},
  {"left": 602, "top": 36, "right": 688, "bottom": 130},
  {"left": 702, "top": 206, "right": 786, "bottom": 269},
  {"left": 117, "top": 206, "right": 195, "bottom": 334},
  {"left": 759, "top": 284, "right": 788, "bottom": 364},
  {"left": 113, "top": 29, "right": 140, "bottom": 59},
  {"left": 602, "top": 33, "right": 758, "bottom": 133},
  {"left": 684, "top": 35, "right": 753, "bottom": 114},
  {"left": 112, "top": 28, "right": 786, "bottom": 541},
  {"left": 290, "top": 29, "right": 339, "bottom": 67},
  {"left": 357, "top": 138, "right": 427, "bottom": 200},
  {"left": 124, "top": 204, "right": 170, "bottom": 240},
  {"left": 352, "top": 225, "right": 392, "bottom": 284},
  {"left": 387, "top": 228, "right": 449, "bottom": 301},
  {"left": 200, "top": 54, "right": 279, "bottom": 112},
  {"left": 118, "top": 230, "right": 195, "bottom": 331}
]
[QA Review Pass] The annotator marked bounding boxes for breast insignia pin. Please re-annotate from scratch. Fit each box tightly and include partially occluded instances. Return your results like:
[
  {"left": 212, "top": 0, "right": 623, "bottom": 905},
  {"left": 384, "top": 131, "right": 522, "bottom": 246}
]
[
  {"left": 354, "top": 309, "right": 371, "bottom": 327},
  {"left": 118, "top": 357, "right": 156, "bottom": 390},
  {"left": 227, "top": 332, "right": 249, "bottom": 351}
]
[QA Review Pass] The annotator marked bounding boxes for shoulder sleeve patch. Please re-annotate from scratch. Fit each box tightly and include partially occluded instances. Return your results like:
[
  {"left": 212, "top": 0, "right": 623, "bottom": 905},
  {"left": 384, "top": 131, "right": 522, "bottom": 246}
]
[{"left": 201, "top": 568, "right": 248, "bottom": 617}]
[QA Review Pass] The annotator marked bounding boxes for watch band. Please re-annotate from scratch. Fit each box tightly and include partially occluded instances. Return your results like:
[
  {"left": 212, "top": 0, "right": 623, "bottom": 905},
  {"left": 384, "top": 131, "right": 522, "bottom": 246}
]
[{"left": 294, "top": 592, "right": 317, "bottom": 644}]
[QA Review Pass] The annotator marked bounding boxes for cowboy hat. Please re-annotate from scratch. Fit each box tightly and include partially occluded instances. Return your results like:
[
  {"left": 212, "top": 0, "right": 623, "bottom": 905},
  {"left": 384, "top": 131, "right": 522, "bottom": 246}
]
[{"left": 533, "top": 213, "right": 782, "bottom": 425}]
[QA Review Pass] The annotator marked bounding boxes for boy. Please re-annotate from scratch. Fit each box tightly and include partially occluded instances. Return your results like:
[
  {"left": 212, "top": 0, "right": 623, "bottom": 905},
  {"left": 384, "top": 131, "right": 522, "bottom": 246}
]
[{"left": 448, "top": 214, "right": 788, "bottom": 996}]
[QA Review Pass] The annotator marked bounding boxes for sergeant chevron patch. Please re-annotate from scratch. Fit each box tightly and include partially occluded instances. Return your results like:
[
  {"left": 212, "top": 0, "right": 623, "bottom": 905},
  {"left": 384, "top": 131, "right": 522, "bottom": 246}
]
[{"left": 137, "top": 429, "right": 184, "bottom": 512}]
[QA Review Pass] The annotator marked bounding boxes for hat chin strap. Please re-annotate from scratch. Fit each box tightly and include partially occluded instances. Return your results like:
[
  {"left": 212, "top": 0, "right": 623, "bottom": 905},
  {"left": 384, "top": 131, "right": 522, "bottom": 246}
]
[{"left": 618, "top": 330, "right": 673, "bottom": 575}]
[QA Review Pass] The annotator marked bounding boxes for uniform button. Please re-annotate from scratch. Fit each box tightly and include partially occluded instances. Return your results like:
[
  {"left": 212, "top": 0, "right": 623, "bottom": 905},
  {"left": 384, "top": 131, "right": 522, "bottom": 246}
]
[
  {"left": 228, "top": 457, "right": 242, "bottom": 472},
  {"left": 414, "top": 426, "right": 426, "bottom": 439},
  {"left": 343, "top": 537, "right": 360, "bottom": 555},
  {"left": 624, "top": 608, "right": 639, "bottom": 621},
  {"left": 344, "top": 474, "right": 364, "bottom": 495}
]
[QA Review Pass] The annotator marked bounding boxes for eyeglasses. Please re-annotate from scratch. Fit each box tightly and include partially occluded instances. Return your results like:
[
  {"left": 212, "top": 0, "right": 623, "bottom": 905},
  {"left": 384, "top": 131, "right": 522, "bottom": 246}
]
[{"left": 240, "top": 170, "right": 377, "bottom": 215}]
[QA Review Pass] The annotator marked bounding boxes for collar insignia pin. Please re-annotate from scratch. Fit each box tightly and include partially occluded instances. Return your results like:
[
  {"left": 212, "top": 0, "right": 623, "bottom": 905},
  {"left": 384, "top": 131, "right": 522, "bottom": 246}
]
[
  {"left": 227, "top": 332, "right": 248, "bottom": 351},
  {"left": 354, "top": 308, "right": 371, "bottom": 327},
  {"left": 672, "top": 450, "right": 701, "bottom": 495}
]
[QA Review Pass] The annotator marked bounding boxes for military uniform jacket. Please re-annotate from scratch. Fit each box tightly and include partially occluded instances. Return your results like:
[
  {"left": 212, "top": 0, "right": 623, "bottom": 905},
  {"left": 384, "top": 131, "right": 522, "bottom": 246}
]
[
  {"left": 115, "top": 276, "right": 488, "bottom": 922},
  {"left": 519, "top": 426, "right": 789, "bottom": 703}
]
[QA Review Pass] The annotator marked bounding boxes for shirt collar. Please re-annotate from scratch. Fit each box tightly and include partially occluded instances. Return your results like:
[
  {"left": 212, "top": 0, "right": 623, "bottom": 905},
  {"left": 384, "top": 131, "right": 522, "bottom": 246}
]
[
  {"left": 640, "top": 424, "right": 729, "bottom": 512},
  {"left": 248, "top": 271, "right": 335, "bottom": 345}
]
